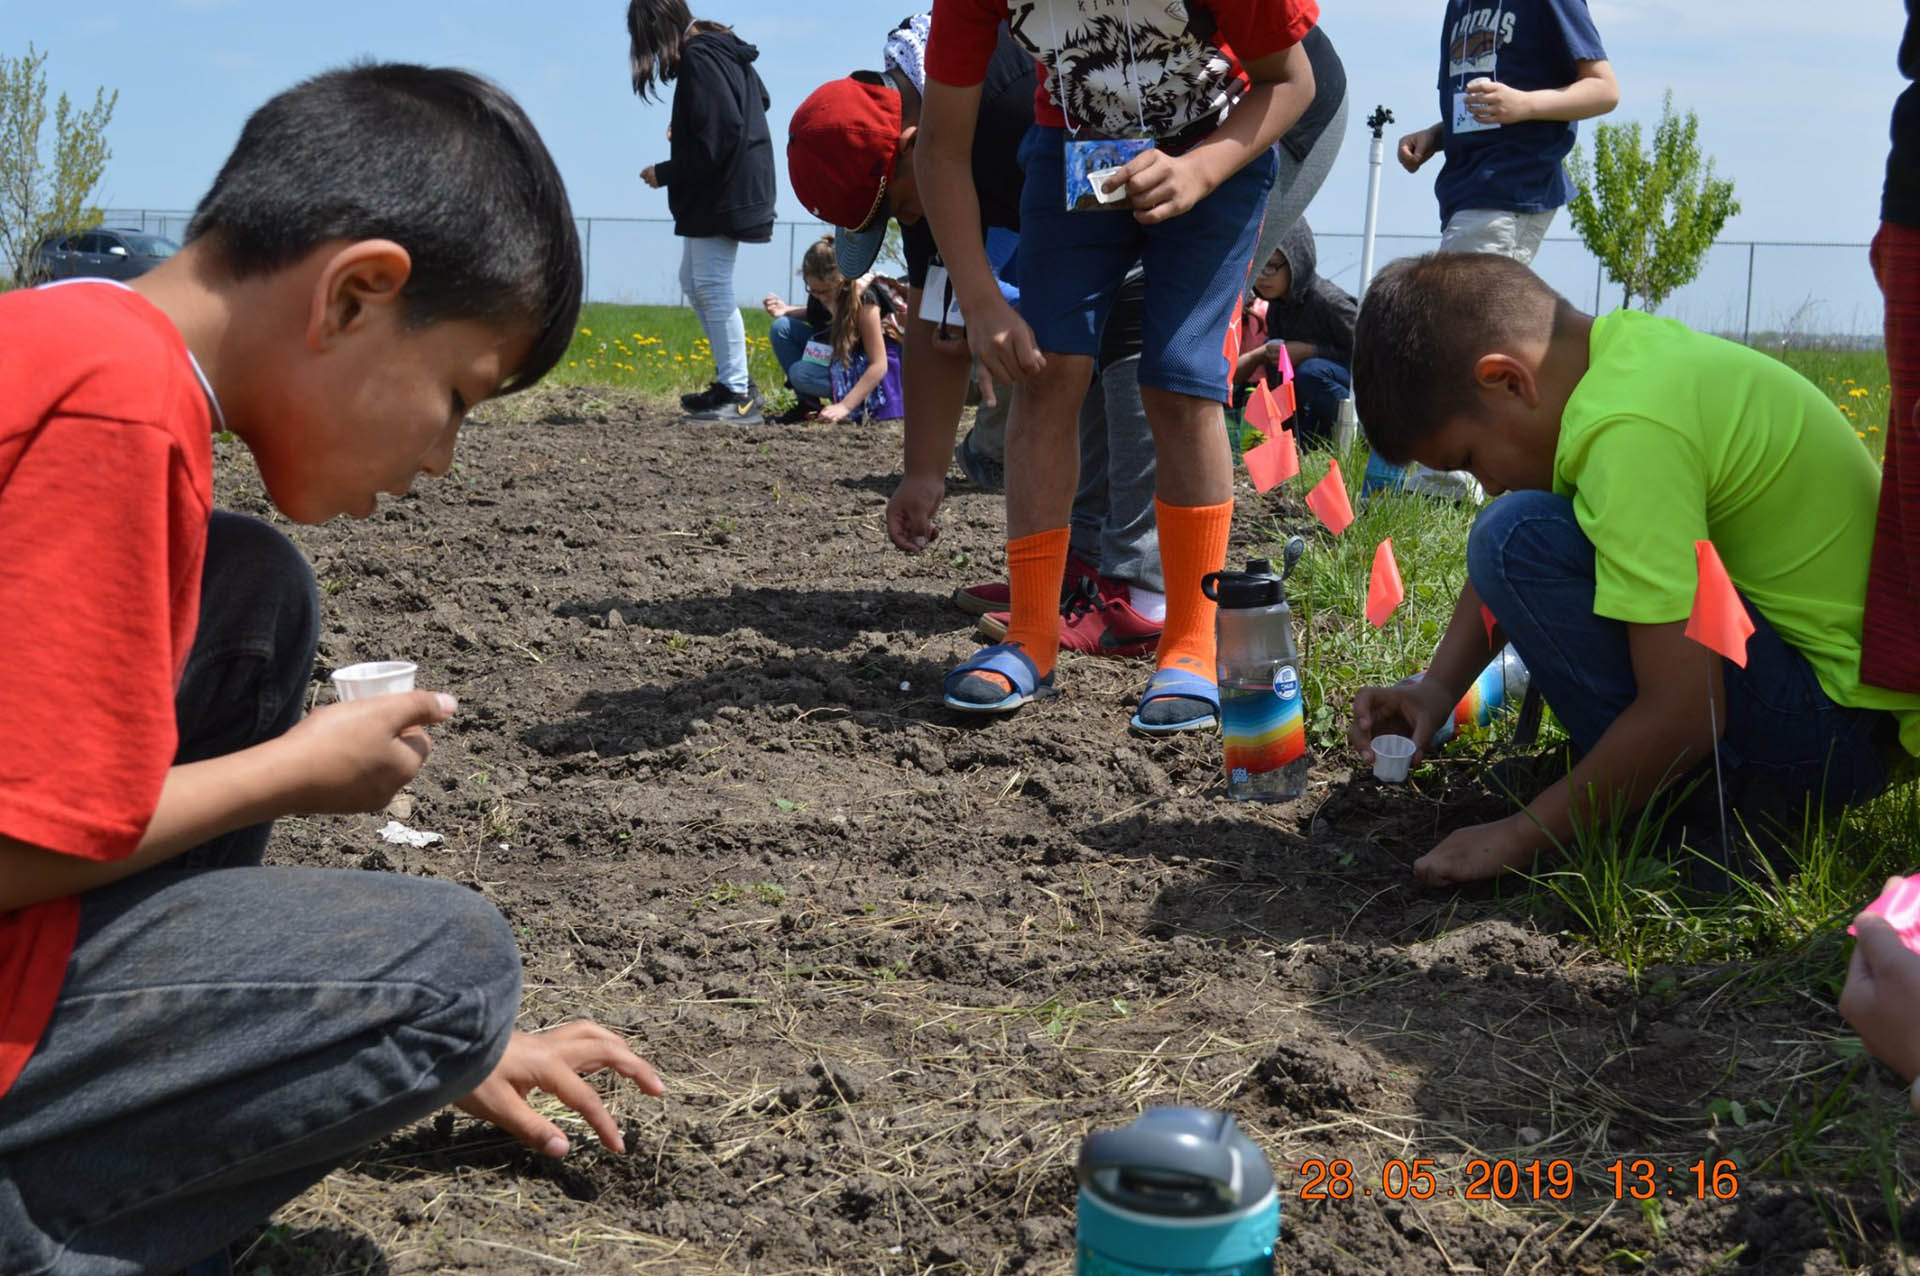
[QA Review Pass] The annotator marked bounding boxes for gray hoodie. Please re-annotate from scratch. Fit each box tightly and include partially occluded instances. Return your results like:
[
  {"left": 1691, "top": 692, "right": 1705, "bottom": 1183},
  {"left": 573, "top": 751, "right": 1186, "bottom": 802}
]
[{"left": 1265, "top": 219, "right": 1358, "bottom": 367}]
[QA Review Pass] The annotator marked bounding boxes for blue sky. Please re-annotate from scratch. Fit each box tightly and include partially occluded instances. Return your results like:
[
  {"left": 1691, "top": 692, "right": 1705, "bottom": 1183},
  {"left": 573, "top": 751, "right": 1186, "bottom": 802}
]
[{"left": 0, "top": 0, "right": 1906, "bottom": 314}]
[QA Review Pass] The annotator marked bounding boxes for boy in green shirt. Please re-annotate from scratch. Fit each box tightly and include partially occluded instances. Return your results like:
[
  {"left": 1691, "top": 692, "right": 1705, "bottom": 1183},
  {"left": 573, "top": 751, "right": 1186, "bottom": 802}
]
[{"left": 1347, "top": 253, "right": 1919, "bottom": 888}]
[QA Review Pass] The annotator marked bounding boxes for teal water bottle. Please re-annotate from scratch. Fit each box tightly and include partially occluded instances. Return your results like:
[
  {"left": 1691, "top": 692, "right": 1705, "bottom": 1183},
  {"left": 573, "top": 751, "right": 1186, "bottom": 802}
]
[{"left": 1076, "top": 1108, "right": 1279, "bottom": 1276}]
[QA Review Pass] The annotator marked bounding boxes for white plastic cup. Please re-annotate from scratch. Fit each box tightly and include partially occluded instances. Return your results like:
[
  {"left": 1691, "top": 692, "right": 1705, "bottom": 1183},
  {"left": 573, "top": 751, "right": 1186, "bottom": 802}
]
[
  {"left": 1371, "top": 734, "right": 1416, "bottom": 783},
  {"left": 331, "top": 661, "right": 418, "bottom": 701},
  {"left": 1087, "top": 166, "right": 1129, "bottom": 205}
]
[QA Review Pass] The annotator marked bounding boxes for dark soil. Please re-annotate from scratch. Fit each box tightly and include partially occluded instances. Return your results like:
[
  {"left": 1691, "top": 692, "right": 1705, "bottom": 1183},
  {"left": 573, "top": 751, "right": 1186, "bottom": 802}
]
[{"left": 231, "top": 389, "right": 1919, "bottom": 1275}]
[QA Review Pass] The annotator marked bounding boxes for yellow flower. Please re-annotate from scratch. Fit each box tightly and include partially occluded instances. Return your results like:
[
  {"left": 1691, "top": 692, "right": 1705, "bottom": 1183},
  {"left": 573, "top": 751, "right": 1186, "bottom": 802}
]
[
  {"left": 1859, "top": 430, "right": 1869, "bottom": 438},
  {"left": 1849, "top": 388, "right": 1870, "bottom": 398},
  {"left": 1870, "top": 426, "right": 1882, "bottom": 433}
]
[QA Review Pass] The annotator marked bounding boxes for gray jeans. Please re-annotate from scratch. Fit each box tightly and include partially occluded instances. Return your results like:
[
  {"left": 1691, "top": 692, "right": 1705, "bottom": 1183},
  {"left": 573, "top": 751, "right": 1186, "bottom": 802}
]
[
  {"left": 1071, "top": 355, "right": 1162, "bottom": 593},
  {"left": 0, "top": 513, "right": 522, "bottom": 1276}
]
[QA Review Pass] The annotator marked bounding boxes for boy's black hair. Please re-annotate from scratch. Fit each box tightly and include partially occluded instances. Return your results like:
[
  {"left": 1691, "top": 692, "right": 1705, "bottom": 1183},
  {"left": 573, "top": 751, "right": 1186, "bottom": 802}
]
[
  {"left": 187, "top": 63, "right": 581, "bottom": 396},
  {"left": 1352, "top": 253, "right": 1567, "bottom": 464}
]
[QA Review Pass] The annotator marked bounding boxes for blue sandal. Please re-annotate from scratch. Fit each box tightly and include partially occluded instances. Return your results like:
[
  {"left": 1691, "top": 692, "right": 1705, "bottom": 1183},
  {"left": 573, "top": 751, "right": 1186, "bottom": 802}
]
[
  {"left": 1130, "top": 666, "right": 1220, "bottom": 734},
  {"left": 943, "top": 642, "right": 1057, "bottom": 714}
]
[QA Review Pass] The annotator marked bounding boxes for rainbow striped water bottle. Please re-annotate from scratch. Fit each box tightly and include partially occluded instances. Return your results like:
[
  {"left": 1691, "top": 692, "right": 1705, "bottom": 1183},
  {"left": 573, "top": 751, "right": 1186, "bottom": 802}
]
[
  {"left": 1204, "top": 548, "right": 1309, "bottom": 802},
  {"left": 1431, "top": 645, "right": 1531, "bottom": 746},
  {"left": 1076, "top": 1108, "right": 1279, "bottom": 1276}
]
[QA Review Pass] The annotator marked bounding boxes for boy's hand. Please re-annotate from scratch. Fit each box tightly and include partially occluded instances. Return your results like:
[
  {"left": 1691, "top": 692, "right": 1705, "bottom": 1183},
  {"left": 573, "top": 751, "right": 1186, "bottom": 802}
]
[
  {"left": 1414, "top": 814, "right": 1542, "bottom": 886},
  {"left": 1465, "top": 78, "right": 1534, "bottom": 126},
  {"left": 1841, "top": 904, "right": 1920, "bottom": 1082},
  {"left": 967, "top": 294, "right": 1045, "bottom": 387},
  {"left": 887, "top": 471, "right": 946, "bottom": 552},
  {"left": 1398, "top": 125, "right": 1442, "bottom": 173},
  {"left": 456, "top": 1021, "right": 666, "bottom": 1158},
  {"left": 641, "top": 166, "right": 662, "bottom": 189},
  {"left": 1119, "top": 149, "right": 1211, "bottom": 224},
  {"left": 1348, "top": 679, "right": 1452, "bottom": 765},
  {"left": 281, "top": 691, "right": 458, "bottom": 813}
]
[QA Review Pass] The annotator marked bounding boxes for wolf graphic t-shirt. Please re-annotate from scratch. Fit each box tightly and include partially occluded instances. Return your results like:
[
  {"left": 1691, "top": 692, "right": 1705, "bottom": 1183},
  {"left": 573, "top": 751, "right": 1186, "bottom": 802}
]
[
  {"left": 1432, "top": 0, "right": 1606, "bottom": 223},
  {"left": 929, "top": 0, "right": 1318, "bottom": 144}
]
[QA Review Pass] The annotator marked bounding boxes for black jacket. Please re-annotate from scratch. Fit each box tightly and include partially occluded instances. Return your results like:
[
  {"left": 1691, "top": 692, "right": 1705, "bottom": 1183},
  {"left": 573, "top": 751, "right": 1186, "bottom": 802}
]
[
  {"left": 1888, "top": 0, "right": 1920, "bottom": 226},
  {"left": 1266, "top": 219, "right": 1357, "bottom": 366},
  {"left": 654, "top": 30, "right": 776, "bottom": 242}
]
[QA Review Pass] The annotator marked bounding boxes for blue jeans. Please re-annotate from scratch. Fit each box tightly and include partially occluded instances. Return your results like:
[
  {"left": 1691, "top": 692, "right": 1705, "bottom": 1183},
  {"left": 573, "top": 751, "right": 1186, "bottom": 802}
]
[
  {"left": 1291, "top": 356, "right": 1350, "bottom": 448},
  {"left": 769, "top": 313, "right": 831, "bottom": 400},
  {"left": 0, "top": 514, "right": 522, "bottom": 1276},
  {"left": 1469, "top": 493, "right": 1896, "bottom": 834},
  {"left": 680, "top": 236, "right": 749, "bottom": 393}
]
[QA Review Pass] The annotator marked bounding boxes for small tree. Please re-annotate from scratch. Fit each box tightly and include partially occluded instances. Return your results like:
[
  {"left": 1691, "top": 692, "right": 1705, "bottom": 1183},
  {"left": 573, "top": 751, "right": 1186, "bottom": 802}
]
[
  {"left": 0, "top": 44, "right": 116, "bottom": 284},
  {"left": 1567, "top": 91, "right": 1739, "bottom": 312}
]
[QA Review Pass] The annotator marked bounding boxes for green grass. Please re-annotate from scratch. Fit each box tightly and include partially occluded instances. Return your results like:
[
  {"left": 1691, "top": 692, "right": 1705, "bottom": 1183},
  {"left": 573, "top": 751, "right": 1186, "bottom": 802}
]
[
  {"left": 550, "top": 302, "right": 791, "bottom": 405},
  {"left": 1777, "top": 347, "right": 1892, "bottom": 464}
]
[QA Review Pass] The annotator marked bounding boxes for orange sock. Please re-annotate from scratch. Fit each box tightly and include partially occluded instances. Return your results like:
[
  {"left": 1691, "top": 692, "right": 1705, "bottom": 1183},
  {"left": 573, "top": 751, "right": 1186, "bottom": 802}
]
[
  {"left": 972, "top": 527, "right": 1070, "bottom": 694},
  {"left": 1154, "top": 498, "right": 1235, "bottom": 680}
]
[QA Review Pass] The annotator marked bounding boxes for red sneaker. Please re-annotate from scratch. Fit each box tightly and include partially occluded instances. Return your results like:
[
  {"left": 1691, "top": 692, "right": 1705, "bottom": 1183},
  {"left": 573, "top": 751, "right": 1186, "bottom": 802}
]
[
  {"left": 977, "top": 574, "right": 1162, "bottom": 658},
  {"left": 952, "top": 555, "right": 1098, "bottom": 617}
]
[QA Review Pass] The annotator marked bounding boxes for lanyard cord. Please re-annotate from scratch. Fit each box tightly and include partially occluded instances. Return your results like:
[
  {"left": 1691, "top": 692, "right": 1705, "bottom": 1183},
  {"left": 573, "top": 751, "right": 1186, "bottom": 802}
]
[{"left": 1046, "top": 0, "right": 1150, "bottom": 138}]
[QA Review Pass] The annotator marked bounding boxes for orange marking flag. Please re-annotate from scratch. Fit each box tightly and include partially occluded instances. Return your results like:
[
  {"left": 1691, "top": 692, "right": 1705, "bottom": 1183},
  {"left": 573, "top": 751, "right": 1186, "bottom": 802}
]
[
  {"left": 1306, "top": 459, "right": 1355, "bottom": 536},
  {"left": 1271, "top": 341, "right": 1298, "bottom": 420},
  {"left": 1243, "top": 425, "right": 1299, "bottom": 492},
  {"left": 1246, "top": 375, "right": 1284, "bottom": 436},
  {"left": 1685, "top": 539, "right": 1753, "bottom": 667},
  {"left": 1367, "top": 538, "right": 1405, "bottom": 627},
  {"left": 1480, "top": 604, "right": 1498, "bottom": 643}
]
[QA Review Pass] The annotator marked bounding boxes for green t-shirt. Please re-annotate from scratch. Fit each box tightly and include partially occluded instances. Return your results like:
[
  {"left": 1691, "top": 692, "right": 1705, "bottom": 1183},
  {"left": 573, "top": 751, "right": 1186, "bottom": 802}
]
[{"left": 1555, "top": 309, "right": 1920, "bottom": 756}]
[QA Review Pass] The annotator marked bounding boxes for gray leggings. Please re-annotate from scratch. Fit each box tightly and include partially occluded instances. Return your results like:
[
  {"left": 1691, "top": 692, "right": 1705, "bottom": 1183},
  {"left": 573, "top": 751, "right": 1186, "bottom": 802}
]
[{"left": 1246, "top": 91, "right": 1351, "bottom": 298}]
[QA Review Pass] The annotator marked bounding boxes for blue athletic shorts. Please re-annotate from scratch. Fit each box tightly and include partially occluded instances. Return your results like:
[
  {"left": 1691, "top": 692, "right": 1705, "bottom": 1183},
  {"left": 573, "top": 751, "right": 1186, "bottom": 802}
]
[{"left": 1015, "top": 125, "right": 1277, "bottom": 404}]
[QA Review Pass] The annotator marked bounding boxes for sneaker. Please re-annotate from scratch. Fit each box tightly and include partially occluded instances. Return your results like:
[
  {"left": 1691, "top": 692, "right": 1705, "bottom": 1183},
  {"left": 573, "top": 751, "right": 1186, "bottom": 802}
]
[
  {"left": 770, "top": 401, "right": 816, "bottom": 425},
  {"left": 680, "top": 380, "right": 730, "bottom": 412},
  {"left": 978, "top": 573, "right": 1163, "bottom": 657},
  {"left": 953, "top": 555, "right": 1098, "bottom": 617},
  {"left": 685, "top": 386, "right": 764, "bottom": 425},
  {"left": 954, "top": 432, "right": 1005, "bottom": 493}
]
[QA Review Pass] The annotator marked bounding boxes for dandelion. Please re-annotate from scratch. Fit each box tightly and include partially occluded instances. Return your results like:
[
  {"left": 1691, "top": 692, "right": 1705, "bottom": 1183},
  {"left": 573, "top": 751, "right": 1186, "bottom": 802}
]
[
  {"left": 580, "top": 327, "right": 593, "bottom": 336},
  {"left": 1871, "top": 426, "right": 1882, "bottom": 433},
  {"left": 1849, "top": 388, "right": 1870, "bottom": 399},
  {"left": 1859, "top": 430, "right": 1869, "bottom": 438}
]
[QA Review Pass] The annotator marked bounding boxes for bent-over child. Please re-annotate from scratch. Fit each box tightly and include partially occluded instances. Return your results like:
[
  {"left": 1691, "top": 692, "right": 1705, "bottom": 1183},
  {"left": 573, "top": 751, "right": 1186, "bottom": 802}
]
[
  {"left": 0, "top": 65, "right": 663, "bottom": 1275},
  {"left": 1346, "top": 253, "right": 1920, "bottom": 890},
  {"left": 764, "top": 236, "right": 904, "bottom": 423}
]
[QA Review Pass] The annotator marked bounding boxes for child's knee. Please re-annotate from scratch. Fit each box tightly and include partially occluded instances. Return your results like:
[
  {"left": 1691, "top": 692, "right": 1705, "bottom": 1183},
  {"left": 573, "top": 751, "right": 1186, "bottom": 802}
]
[{"left": 1466, "top": 491, "right": 1574, "bottom": 596}]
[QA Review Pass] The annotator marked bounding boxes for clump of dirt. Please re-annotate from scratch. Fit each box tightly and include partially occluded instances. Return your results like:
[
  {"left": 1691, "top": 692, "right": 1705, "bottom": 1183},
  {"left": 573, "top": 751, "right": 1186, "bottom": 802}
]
[{"left": 229, "top": 393, "right": 1916, "bottom": 1275}]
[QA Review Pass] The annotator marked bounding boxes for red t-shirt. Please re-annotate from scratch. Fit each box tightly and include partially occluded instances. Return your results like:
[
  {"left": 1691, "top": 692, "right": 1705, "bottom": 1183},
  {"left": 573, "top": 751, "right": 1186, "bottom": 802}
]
[
  {"left": 927, "top": 0, "right": 1319, "bottom": 140},
  {"left": 0, "top": 281, "right": 214, "bottom": 1098}
]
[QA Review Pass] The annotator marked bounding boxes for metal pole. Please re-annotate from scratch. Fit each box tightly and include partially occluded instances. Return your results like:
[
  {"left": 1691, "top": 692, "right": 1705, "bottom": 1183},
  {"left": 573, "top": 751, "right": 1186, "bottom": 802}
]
[
  {"left": 1742, "top": 242, "right": 1756, "bottom": 346},
  {"left": 1593, "top": 257, "right": 1602, "bottom": 312},
  {"left": 1359, "top": 105, "right": 1394, "bottom": 296},
  {"left": 582, "top": 218, "right": 594, "bottom": 305},
  {"left": 788, "top": 222, "right": 798, "bottom": 304}
]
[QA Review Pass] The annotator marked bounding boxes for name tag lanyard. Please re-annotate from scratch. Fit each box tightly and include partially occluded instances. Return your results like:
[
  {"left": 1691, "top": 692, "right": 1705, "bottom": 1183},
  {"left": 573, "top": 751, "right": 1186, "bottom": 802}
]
[
  {"left": 1451, "top": 0, "right": 1505, "bottom": 135},
  {"left": 1048, "top": 0, "right": 1155, "bottom": 209}
]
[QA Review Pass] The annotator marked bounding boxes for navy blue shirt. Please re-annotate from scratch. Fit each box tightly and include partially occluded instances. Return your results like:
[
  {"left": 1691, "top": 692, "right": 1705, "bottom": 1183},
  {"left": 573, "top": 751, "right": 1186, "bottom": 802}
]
[{"left": 1432, "top": 0, "right": 1606, "bottom": 225}]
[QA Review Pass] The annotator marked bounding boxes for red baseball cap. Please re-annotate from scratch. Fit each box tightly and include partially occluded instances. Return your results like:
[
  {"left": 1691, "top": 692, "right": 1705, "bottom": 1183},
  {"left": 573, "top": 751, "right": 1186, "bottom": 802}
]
[{"left": 788, "top": 75, "right": 903, "bottom": 276}]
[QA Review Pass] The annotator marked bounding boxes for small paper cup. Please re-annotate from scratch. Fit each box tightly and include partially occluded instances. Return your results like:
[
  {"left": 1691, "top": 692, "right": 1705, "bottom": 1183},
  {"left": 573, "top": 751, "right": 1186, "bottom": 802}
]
[
  {"left": 331, "top": 661, "right": 418, "bottom": 702},
  {"left": 1087, "top": 166, "right": 1129, "bottom": 205},
  {"left": 1371, "top": 734, "right": 1416, "bottom": 783}
]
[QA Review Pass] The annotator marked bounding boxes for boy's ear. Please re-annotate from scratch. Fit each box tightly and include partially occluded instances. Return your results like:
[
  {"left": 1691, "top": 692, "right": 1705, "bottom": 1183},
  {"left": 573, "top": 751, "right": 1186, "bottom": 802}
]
[
  {"left": 308, "top": 239, "right": 414, "bottom": 349},
  {"left": 897, "top": 123, "right": 917, "bottom": 157},
  {"left": 1472, "top": 352, "right": 1541, "bottom": 408}
]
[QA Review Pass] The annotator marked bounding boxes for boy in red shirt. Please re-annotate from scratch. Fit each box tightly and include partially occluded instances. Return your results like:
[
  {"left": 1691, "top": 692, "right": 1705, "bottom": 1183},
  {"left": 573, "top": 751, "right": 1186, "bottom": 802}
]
[
  {"left": 0, "top": 66, "right": 662, "bottom": 1276},
  {"left": 921, "top": 0, "right": 1319, "bottom": 731}
]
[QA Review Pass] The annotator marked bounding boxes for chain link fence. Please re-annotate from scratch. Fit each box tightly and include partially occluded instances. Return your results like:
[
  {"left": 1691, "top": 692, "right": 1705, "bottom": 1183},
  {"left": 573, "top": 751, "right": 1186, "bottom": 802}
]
[{"left": 105, "top": 208, "right": 1880, "bottom": 344}]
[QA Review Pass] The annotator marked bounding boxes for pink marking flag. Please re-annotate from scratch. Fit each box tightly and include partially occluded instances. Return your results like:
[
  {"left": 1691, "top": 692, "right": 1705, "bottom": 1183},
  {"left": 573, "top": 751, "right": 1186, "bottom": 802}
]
[
  {"left": 1685, "top": 540, "right": 1753, "bottom": 667},
  {"left": 1306, "top": 459, "right": 1355, "bottom": 536},
  {"left": 1367, "top": 538, "right": 1405, "bottom": 627},
  {"left": 1271, "top": 343, "right": 1298, "bottom": 421},
  {"left": 1850, "top": 874, "right": 1920, "bottom": 953},
  {"left": 1246, "top": 375, "right": 1285, "bottom": 436},
  {"left": 1243, "top": 425, "right": 1299, "bottom": 492}
]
